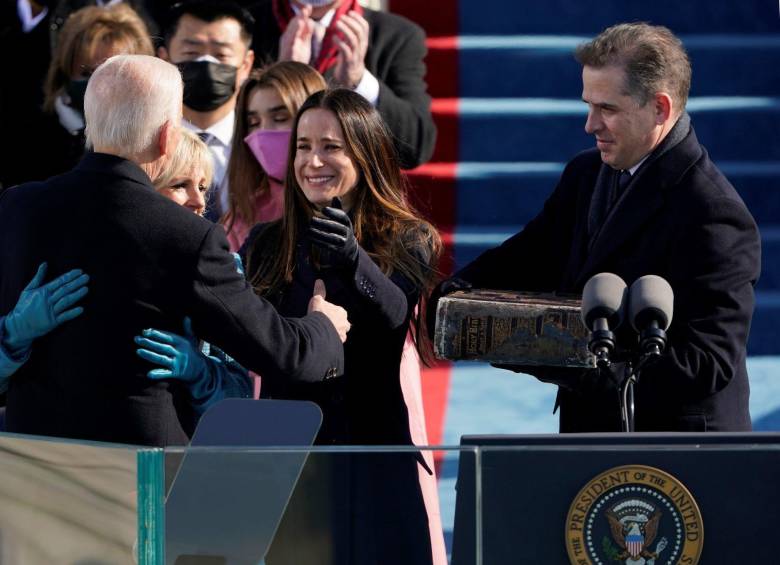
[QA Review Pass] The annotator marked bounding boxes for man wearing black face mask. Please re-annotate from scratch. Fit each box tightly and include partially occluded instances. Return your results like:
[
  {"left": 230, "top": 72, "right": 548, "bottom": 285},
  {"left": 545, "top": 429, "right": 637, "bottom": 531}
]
[{"left": 159, "top": 0, "right": 255, "bottom": 221}]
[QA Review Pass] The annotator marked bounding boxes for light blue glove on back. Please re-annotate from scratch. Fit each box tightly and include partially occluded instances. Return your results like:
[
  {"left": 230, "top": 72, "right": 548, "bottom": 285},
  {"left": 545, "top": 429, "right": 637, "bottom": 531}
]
[
  {"left": 2, "top": 262, "right": 89, "bottom": 355},
  {"left": 135, "top": 317, "right": 210, "bottom": 389}
]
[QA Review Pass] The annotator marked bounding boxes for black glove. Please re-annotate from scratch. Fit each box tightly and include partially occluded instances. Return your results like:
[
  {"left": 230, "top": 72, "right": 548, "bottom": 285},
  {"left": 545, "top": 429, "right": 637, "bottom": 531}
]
[
  {"left": 309, "top": 197, "right": 359, "bottom": 269},
  {"left": 426, "top": 277, "right": 473, "bottom": 339}
]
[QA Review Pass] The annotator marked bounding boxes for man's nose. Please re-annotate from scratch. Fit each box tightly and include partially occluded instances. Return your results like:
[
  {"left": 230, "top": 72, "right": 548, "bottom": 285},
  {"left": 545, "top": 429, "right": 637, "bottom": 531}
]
[{"left": 585, "top": 109, "right": 600, "bottom": 134}]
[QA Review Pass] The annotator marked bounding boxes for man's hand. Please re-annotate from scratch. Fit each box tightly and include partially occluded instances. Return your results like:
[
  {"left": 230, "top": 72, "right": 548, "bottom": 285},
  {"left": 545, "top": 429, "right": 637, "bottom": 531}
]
[
  {"left": 332, "top": 10, "right": 369, "bottom": 88},
  {"left": 308, "top": 279, "right": 350, "bottom": 342},
  {"left": 278, "top": 4, "right": 314, "bottom": 63}
]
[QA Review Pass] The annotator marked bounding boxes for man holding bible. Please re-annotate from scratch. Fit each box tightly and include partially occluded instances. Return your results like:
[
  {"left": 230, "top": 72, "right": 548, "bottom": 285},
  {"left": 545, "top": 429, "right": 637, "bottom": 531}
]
[{"left": 435, "top": 23, "right": 760, "bottom": 433}]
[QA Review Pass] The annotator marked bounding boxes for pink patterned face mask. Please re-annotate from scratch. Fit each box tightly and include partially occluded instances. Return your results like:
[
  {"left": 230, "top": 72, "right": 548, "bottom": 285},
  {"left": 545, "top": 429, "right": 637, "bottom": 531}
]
[{"left": 244, "top": 129, "right": 292, "bottom": 182}]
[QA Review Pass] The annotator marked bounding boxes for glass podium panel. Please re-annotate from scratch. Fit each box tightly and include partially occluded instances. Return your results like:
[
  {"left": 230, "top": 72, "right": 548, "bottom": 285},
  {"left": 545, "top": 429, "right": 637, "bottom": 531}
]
[
  {"left": 0, "top": 432, "right": 163, "bottom": 565},
  {"left": 163, "top": 446, "right": 478, "bottom": 565}
]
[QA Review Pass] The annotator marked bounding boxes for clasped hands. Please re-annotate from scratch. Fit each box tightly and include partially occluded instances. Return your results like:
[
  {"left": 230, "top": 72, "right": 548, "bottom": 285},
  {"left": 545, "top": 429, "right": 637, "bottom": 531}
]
[{"left": 278, "top": 6, "right": 369, "bottom": 89}]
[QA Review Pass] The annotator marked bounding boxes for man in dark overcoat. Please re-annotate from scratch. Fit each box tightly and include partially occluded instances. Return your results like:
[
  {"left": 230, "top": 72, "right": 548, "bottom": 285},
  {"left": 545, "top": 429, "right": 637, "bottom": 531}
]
[
  {"left": 437, "top": 23, "right": 761, "bottom": 432},
  {"left": 0, "top": 54, "right": 350, "bottom": 446}
]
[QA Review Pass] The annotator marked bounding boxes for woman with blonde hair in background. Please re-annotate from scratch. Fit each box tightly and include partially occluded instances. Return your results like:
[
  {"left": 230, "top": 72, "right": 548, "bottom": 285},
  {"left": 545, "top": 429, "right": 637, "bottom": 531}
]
[
  {"left": 135, "top": 129, "right": 253, "bottom": 435},
  {"left": 222, "top": 61, "right": 327, "bottom": 251},
  {"left": 40, "top": 4, "right": 154, "bottom": 179}
]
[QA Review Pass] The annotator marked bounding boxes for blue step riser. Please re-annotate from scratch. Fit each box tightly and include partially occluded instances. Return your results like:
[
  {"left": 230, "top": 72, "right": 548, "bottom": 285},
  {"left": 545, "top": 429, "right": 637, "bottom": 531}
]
[
  {"left": 456, "top": 172, "right": 780, "bottom": 226},
  {"left": 454, "top": 237, "right": 780, "bottom": 293},
  {"left": 457, "top": 110, "right": 780, "bottom": 162},
  {"left": 458, "top": 47, "right": 780, "bottom": 98},
  {"left": 459, "top": 1, "right": 780, "bottom": 35}
]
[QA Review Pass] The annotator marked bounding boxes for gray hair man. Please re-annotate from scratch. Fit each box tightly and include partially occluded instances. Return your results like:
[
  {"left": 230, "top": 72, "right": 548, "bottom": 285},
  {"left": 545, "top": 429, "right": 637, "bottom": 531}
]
[{"left": 0, "top": 54, "right": 349, "bottom": 446}]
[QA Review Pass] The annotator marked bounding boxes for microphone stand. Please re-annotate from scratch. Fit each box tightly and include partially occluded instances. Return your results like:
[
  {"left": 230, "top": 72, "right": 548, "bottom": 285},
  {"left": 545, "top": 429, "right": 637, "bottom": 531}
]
[{"left": 620, "top": 322, "right": 667, "bottom": 433}]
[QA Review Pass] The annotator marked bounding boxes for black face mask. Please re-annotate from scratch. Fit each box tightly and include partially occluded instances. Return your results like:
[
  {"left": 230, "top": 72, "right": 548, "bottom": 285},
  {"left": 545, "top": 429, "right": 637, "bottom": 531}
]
[
  {"left": 177, "top": 60, "right": 237, "bottom": 112},
  {"left": 65, "top": 78, "right": 89, "bottom": 116}
]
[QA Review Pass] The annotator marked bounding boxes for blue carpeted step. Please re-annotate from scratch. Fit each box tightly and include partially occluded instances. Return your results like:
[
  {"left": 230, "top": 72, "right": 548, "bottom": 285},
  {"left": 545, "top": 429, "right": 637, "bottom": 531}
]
[
  {"left": 453, "top": 224, "right": 780, "bottom": 293},
  {"left": 449, "top": 97, "right": 780, "bottom": 162},
  {"left": 452, "top": 162, "right": 780, "bottom": 226},
  {"left": 458, "top": 0, "right": 780, "bottom": 35},
  {"left": 456, "top": 35, "right": 780, "bottom": 98}
]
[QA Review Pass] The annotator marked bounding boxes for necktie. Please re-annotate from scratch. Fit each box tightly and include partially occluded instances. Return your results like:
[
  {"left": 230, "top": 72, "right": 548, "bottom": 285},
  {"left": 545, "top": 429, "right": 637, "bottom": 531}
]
[
  {"left": 197, "top": 131, "right": 213, "bottom": 146},
  {"left": 618, "top": 170, "right": 632, "bottom": 193}
]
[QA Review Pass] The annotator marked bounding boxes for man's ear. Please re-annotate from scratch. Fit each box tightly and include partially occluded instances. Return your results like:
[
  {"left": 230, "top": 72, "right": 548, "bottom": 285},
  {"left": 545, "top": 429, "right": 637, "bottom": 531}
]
[
  {"left": 158, "top": 45, "right": 170, "bottom": 61},
  {"left": 654, "top": 92, "right": 673, "bottom": 125},
  {"left": 238, "top": 49, "right": 255, "bottom": 84},
  {"left": 158, "top": 120, "right": 180, "bottom": 158}
]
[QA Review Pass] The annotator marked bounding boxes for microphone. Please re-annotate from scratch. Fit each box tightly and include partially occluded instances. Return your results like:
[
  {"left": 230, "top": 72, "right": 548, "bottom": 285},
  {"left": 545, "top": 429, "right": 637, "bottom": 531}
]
[
  {"left": 628, "top": 275, "right": 674, "bottom": 357},
  {"left": 581, "top": 273, "right": 628, "bottom": 368}
]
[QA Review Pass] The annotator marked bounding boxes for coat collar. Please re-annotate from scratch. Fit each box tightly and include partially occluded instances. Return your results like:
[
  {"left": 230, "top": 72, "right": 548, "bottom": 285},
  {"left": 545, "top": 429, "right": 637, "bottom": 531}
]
[
  {"left": 573, "top": 125, "right": 704, "bottom": 287},
  {"left": 74, "top": 152, "right": 155, "bottom": 190}
]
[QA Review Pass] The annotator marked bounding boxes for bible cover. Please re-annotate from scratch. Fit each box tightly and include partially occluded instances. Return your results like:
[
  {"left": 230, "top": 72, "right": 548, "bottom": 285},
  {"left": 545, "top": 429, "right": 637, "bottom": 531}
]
[{"left": 434, "top": 290, "right": 595, "bottom": 367}]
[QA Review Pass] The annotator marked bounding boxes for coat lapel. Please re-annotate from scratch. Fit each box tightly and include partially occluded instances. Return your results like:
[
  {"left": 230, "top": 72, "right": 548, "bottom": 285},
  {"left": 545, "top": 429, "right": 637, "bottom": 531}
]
[{"left": 573, "top": 127, "right": 703, "bottom": 287}]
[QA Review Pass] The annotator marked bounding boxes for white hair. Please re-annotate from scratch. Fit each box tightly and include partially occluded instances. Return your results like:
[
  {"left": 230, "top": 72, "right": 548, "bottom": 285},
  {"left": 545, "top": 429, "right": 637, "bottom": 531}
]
[{"left": 84, "top": 54, "right": 182, "bottom": 157}]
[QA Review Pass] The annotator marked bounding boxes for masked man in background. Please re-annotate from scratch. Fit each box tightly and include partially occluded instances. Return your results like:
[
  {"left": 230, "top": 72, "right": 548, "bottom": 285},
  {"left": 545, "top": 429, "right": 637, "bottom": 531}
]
[{"left": 159, "top": 0, "right": 255, "bottom": 220}]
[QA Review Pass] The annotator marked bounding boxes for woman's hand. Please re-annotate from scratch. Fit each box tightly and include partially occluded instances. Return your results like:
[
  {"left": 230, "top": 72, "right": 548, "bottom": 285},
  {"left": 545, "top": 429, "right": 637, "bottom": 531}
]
[
  {"left": 2, "top": 263, "right": 89, "bottom": 353},
  {"left": 135, "top": 317, "right": 209, "bottom": 384},
  {"left": 309, "top": 197, "right": 359, "bottom": 269}
]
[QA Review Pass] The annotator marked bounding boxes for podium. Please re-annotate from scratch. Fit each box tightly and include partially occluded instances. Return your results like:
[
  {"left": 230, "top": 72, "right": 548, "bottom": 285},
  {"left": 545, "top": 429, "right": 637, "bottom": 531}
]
[{"left": 452, "top": 432, "right": 780, "bottom": 564}]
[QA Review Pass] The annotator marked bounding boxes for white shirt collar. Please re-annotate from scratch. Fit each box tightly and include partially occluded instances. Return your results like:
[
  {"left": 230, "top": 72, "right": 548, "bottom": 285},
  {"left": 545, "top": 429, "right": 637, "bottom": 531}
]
[
  {"left": 291, "top": 4, "right": 336, "bottom": 28},
  {"left": 17, "top": 0, "right": 48, "bottom": 33},
  {"left": 183, "top": 110, "right": 235, "bottom": 148},
  {"left": 627, "top": 154, "right": 650, "bottom": 176}
]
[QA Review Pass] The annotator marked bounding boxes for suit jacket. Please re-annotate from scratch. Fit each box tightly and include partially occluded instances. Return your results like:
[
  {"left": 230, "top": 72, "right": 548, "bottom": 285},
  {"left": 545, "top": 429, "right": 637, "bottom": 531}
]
[
  {"left": 0, "top": 153, "right": 343, "bottom": 446},
  {"left": 249, "top": 0, "right": 436, "bottom": 169},
  {"left": 453, "top": 125, "right": 761, "bottom": 432}
]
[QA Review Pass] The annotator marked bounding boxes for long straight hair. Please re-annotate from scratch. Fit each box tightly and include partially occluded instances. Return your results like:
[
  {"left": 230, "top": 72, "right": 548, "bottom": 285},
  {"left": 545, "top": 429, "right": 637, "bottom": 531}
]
[
  {"left": 223, "top": 62, "right": 327, "bottom": 231},
  {"left": 248, "top": 89, "right": 442, "bottom": 363}
]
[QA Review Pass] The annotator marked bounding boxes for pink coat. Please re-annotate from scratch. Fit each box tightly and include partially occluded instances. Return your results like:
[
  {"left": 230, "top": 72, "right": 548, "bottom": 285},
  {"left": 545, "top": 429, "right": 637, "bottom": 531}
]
[{"left": 223, "top": 180, "right": 285, "bottom": 252}]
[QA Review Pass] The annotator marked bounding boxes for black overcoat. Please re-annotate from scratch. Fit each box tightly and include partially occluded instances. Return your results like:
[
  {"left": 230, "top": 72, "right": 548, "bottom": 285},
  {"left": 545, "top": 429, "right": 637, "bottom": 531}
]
[{"left": 453, "top": 125, "right": 761, "bottom": 432}]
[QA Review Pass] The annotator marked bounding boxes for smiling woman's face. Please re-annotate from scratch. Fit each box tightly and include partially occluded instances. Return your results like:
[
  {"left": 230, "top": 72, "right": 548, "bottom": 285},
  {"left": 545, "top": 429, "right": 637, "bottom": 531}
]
[{"left": 294, "top": 108, "right": 359, "bottom": 210}]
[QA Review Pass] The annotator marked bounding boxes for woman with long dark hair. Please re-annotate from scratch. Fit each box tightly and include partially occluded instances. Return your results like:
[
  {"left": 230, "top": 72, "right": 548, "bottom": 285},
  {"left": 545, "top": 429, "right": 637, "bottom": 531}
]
[{"left": 242, "top": 88, "right": 444, "bottom": 564}]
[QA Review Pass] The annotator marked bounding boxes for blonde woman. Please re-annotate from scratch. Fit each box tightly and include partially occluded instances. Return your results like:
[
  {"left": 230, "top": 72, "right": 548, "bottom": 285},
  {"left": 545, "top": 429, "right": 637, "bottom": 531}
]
[
  {"left": 136, "top": 129, "right": 252, "bottom": 434},
  {"left": 40, "top": 4, "right": 154, "bottom": 179}
]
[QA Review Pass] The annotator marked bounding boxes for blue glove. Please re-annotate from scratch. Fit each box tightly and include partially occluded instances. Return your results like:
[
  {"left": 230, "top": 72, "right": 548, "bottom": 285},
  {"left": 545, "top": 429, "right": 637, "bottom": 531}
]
[
  {"left": 231, "top": 252, "right": 245, "bottom": 275},
  {"left": 2, "top": 263, "right": 89, "bottom": 354},
  {"left": 135, "top": 317, "right": 212, "bottom": 398}
]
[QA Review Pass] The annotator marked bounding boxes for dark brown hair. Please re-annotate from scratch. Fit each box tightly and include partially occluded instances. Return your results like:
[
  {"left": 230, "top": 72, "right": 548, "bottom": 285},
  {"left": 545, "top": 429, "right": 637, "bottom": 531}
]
[
  {"left": 575, "top": 22, "right": 691, "bottom": 110},
  {"left": 223, "top": 62, "right": 327, "bottom": 231},
  {"left": 248, "top": 89, "right": 442, "bottom": 363},
  {"left": 43, "top": 4, "right": 153, "bottom": 112}
]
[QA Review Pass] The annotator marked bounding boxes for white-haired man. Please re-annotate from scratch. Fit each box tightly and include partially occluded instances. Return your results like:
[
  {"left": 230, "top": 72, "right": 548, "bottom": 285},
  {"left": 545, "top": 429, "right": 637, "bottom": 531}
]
[{"left": 0, "top": 54, "right": 349, "bottom": 446}]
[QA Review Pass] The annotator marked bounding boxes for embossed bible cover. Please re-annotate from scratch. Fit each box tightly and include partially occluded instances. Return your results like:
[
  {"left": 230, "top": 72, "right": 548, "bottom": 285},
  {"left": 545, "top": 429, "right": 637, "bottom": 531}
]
[{"left": 434, "top": 290, "right": 595, "bottom": 367}]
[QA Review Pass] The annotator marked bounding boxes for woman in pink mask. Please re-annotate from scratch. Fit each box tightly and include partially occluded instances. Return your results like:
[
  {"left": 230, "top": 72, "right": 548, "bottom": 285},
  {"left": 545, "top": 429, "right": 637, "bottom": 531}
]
[{"left": 222, "top": 62, "right": 327, "bottom": 251}]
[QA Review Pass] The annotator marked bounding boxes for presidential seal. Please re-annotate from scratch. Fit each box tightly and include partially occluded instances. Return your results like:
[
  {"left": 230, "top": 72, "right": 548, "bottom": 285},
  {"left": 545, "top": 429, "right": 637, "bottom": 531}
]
[{"left": 565, "top": 465, "right": 703, "bottom": 565}]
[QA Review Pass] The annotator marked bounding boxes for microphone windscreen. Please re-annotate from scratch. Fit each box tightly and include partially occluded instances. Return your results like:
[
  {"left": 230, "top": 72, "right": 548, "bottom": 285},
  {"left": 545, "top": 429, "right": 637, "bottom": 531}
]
[
  {"left": 628, "top": 275, "right": 674, "bottom": 331},
  {"left": 581, "top": 272, "right": 627, "bottom": 328}
]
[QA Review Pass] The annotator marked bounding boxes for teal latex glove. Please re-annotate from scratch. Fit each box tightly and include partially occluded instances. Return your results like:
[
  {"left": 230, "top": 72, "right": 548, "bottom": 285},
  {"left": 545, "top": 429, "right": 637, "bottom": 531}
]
[
  {"left": 135, "top": 317, "right": 211, "bottom": 390},
  {"left": 2, "top": 263, "right": 89, "bottom": 353}
]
